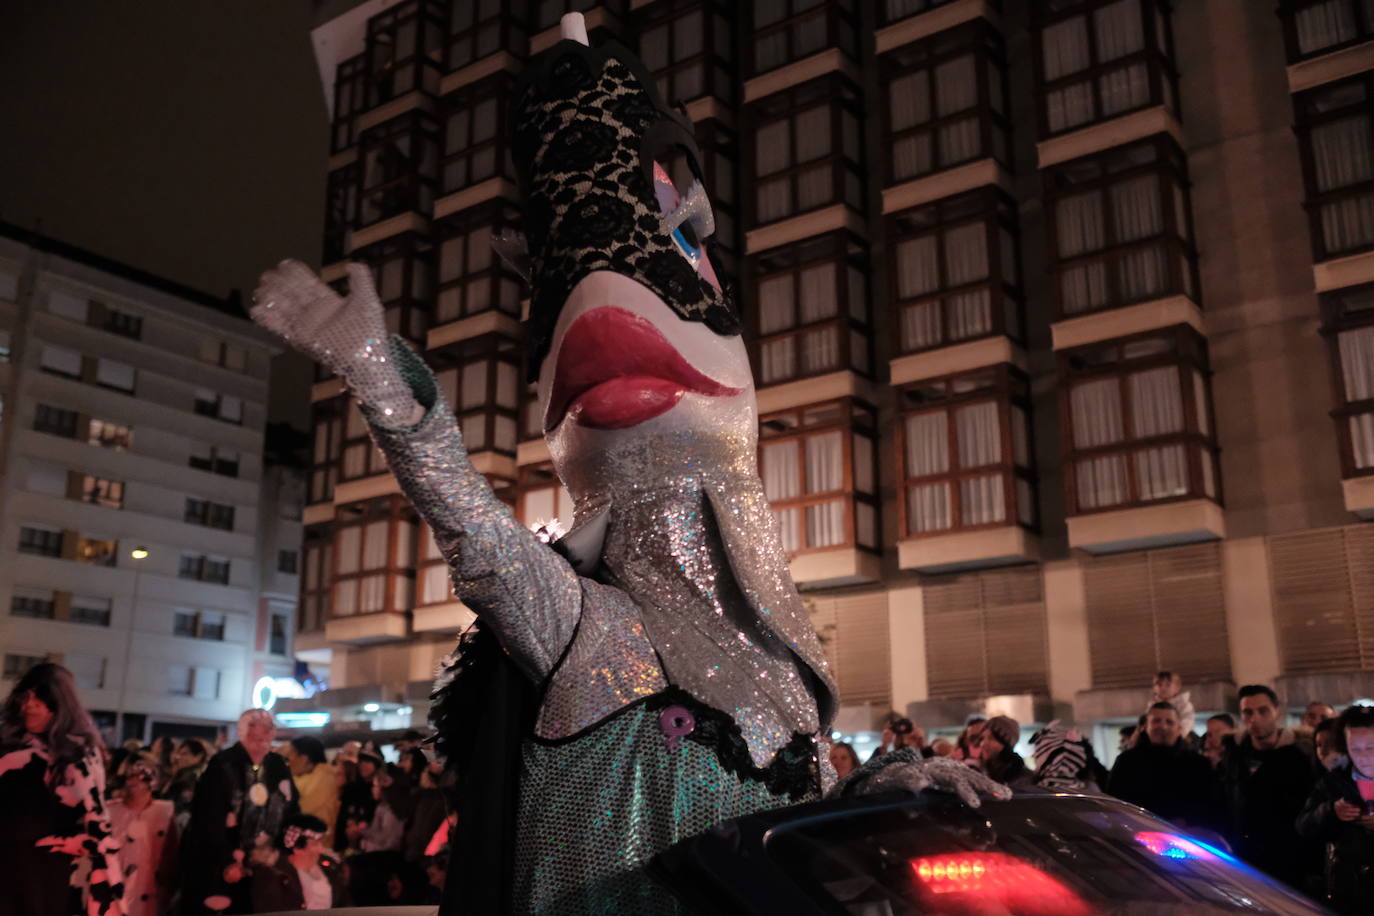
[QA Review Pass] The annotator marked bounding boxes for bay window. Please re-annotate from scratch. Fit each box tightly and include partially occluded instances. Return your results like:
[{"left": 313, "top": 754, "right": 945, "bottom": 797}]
[
  {"left": 340, "top": 401, "right": 390, "bottom": 482},
  {"left": 751, "top": 0, "right": 858, "bottom": 76},
  {"left": 899, "top": 367, "right": 1036, "bottom": 537},
  {"left": 364, "top": 0, "right": 446, "bottom": 108},
  {"left": 1322, "top": 283, "right": 1374, "bottom": 476},
  {"left": 447, "top": 0, "right": 528, "bottom": 71},
  {"left": 1280, "top": 0, "right": 1374, "bottom": 62},
  {"left": 516, "top": 463, "right": 576, "bottom": 534},
  {"left": 1035, "top": 0, "right": 1177, "bottom": 136},
  {"left": 1295, "top": 74, "right": 1374, "bottom": 261},
  {"left": 882, "top": 20, "right": 1010, "bottom": 184},
  {"left": 1046, "top": 135, "right": 1197, "bottom": 317},
  {"left": 436, "top": 202, "right": 524, "bottom": 324},
  {"left": 748, "top": 75, "right": 864, "bottom": 227},
  {"left": 331, "top": 496, "right": 417, "bottom": 618},
  {"left": 358, "top": 111, "right": 440, "bottom": 228},
  {"left": 440, "top": 74, "right": 515, "bottom": 195},
  {"left": 356, "top": 233, "right": 434, "bottom": 345},
  {"left": 758, "top": 399, "right": 878, "bottom": 555},
  {"left": 1060, "top": 325, "right": 1219, "bottom": 514},
  {"left": 533, "top": 0, "right": 628, "bottom": 32},
  {"left": 332, "top": 54, "right": 366, "bottom": 153},
  {"left": 890, "top": 188, "right": 1022, "bottom": 354},
  {"left": 323, "top": 162, "right": 359, "bottom": 264},
  {"left": 309, "top": 397, "right": 344, "bottom": 504},
  {"left": 751, "top": 232, "right": 871, "bottom": 386},
  {"left": 431, "top": 333, "right": 522, "bottom": 456},
  {"left": 638, "top": 0, "right": 734, "bottom": 106},
  {"left": 881, "top": 0, "right": 986, "bottom": 24},
  {"left": 299, "top": 528, "right": 333, "bottom": 633}
]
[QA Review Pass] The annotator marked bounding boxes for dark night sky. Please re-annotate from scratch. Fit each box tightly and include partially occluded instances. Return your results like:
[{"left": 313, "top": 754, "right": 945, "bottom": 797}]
[{"left": 0, "top": 1, "right": 329, "bottom": 430}]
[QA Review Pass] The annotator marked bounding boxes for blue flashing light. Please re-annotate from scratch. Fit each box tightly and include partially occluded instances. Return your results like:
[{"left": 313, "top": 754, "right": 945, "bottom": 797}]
[{"left": 1134, "top": 831, "right": 1223, "bottom": 863}]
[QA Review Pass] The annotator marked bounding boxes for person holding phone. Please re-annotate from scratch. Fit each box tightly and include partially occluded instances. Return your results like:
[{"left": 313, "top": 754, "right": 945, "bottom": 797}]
[{"left": 1296, "top": 704, "right": 1374, "bottom": 914}]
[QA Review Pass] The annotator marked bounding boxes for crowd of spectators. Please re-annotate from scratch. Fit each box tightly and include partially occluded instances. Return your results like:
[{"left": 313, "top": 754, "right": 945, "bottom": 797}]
[
  {"left": 4, "top": 660, "right": 1374, "bottom": 914},
  {"left": 856, "top": 672, "right": 1374, "bottom": 914},
  {"left": 1, "top": 664, "right": 455, "bottom": 913}
]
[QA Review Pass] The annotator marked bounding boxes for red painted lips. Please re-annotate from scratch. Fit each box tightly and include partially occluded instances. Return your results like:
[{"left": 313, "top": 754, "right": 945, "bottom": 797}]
[{"left": 544, "top": 307, "right": 742, "bottom": 432}]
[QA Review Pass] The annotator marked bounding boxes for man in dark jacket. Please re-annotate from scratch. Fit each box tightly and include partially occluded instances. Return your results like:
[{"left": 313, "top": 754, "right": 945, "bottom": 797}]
[
  {"left": 1220, "top": 685, "right": 1316, "bottom": 886},
  {"left": 1109, "top": 702, "right": 1218, "bottom": 829},
  {"left": 181, "top": 709, "right": 300, "bottom": 914},
  {"left": 1296, "top": 704, "right": 1374, "bottom": 915}
]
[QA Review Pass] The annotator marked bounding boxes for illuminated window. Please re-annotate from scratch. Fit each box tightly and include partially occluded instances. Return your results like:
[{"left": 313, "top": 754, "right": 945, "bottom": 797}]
[
  {"left": 751, "top": 232, "right": 871, "bottom": 386},
  {"left": 1034, "top": 0, "right": 1178, "bottom": 136},
  {"left": 758, "top": 400, "right": 878, "bottom": 555},
  {"left": 1045, "top": 135, "right": 1197, "bottom": 318},
  {"left": 1060, "top": 326, "right": 1219, "bottom": 514},
  {"left": 898, "top": 366, "right": 1036, "bottom": 537}
]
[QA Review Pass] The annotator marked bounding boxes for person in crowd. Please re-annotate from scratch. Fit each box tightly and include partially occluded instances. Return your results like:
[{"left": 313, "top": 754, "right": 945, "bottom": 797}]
[
  {"left": 0, "top": 662, "right": 124, "bottom": 916},
  {"left": 869, "top": 717, "right": 932, "bottom": 761},
  {"left": 336, "top": 740, "right": 361, "bottom": 765},
  {"left": 395, "top": 729, "right": 426, "bottom": 756},
  {"left": 398, "top": 746, "right": 429, "bottom": 783},
  {"left": 1029, "top": 721, "right": 1108, "bottom": 792},
  {"left": 1219, "top": 684, "right": 1316, "bottom": 885},
  {"left": 404, "top": 756, "right": 449, "bottom": 863},
  {"left": 1303, "top": 701, "right": 1338, "bottom": 731},
  {"left": 978, "top": 716, "right": 1030, "bottom": 786},
  {"left": 423, "top": 845, "right": 450, "bottom": 905},
  {"left": 147, "top": 736, "right": 177, "bottom": 796},
  {"left": 1315, "top": 718, "right": 1345, "bottom": 772},
  {"left": 168, "top": 738, "right": 211, "bottom": 831},
  {"left": 361, "top": 763, "right": 412, "bottom": 853},
  {"left": 284, "top": 737, "right": 339, "bottom": 848},
  {"left": 1203, "top": 713, "right": 1236, "bottom": 769},
  {"left": 1118, "top": 723, "right": 1139, "bottom": 754},
  {"left": 828, "top": 741, "right": 861, "bottom": 779},
  {"left": 954, "top": 716, "right": 986, "bottom": 764},
  {"left": 1296, "top": 704, "right": 1374, "bottom": 914},
  {"left": 1108, "top": 702, "right": 1218, "bottom": 828},
  {"left": 181, "top": 708, "right": 299, "bottom": 914},
  {"left": 1147, "top": 671, "right": 1196, "bottom": 738},
  {"left": 929, "top": 738, "right": 954, "bottom": 757},
  {"left": 336, "top": 748, "right": 381, "bottom": 854},
  {"left": 108, "top": 756, "right": 177, "bottom": 916},
  {"left": 249, "top": 813, "right": 349, "bottom": 912}
]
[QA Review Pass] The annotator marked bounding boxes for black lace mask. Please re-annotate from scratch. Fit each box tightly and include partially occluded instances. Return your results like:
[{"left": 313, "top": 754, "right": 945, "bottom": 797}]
[{"left": 511, "top": 39, "right": 741, "bottom": 382}]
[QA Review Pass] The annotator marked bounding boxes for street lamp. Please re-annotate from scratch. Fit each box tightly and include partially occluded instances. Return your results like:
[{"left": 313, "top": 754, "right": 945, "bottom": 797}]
[{"left": 116, "top": 547, "right": 149, "bottom": 742}]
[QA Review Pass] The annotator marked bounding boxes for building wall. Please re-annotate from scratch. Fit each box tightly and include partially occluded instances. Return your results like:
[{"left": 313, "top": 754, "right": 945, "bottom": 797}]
[
  {"left": 0, "top": 227, "right": 299, "bottom": 742},
  {"left": 296, "top": 0, "right": 1374, "bottom": 750}
]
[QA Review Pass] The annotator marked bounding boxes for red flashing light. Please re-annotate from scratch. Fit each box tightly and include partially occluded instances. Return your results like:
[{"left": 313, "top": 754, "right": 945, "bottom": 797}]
[{"left": 909, "top": 852, "right": 1096, "bottom": 915}]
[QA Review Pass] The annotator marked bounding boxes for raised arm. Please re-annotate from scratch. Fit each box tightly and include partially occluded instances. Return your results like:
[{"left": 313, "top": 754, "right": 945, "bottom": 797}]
[{"left": 252, "top": 260, "right": 581, "bottom": 678}]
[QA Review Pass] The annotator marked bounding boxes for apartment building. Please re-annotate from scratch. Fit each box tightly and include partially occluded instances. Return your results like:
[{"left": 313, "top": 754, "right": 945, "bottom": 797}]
[
  {"left": 0, "top": 223, "right": 301, "bottom": 744},
  {"left": 293, "top": 0, "right": 1374, "bottom": 757}
]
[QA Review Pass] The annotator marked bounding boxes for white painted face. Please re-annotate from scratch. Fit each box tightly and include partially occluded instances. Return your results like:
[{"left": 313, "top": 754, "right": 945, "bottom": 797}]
[
  {"left": 537, "top": 270, "right": 756, "bottom": 482},
  {"left": 535, "top": 163, "right": 756, "bottom": 495}
]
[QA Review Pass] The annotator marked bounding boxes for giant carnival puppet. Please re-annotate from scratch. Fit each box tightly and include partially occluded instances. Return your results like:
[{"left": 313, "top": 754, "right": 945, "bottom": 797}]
[{"left": 253, "top": 15, "right": 1000, "bottom": 914}]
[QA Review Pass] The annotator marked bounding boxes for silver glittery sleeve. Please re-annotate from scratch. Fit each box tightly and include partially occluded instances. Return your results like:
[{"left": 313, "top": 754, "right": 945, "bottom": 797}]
[{"left": 363, "top": 337, "right": 581, "bottom": 679}]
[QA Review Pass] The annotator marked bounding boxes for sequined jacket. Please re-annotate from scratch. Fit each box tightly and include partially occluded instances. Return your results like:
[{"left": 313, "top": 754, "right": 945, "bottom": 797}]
[{"left": 367, "top": 341, "right": 836, "bottom": 769}]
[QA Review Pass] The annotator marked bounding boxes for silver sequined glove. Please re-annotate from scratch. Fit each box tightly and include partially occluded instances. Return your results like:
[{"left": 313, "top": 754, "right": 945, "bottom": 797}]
[
  {"left": 251, "top": 260, "right": 421, "bottom": 426},
  {"left": 829, "top": 749, "right": 1013, "bottom": 809}
]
